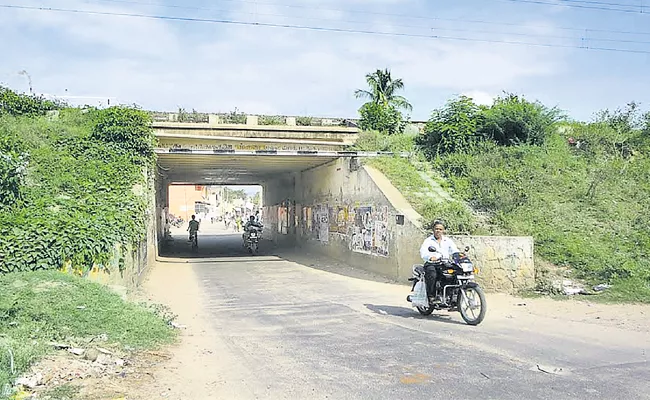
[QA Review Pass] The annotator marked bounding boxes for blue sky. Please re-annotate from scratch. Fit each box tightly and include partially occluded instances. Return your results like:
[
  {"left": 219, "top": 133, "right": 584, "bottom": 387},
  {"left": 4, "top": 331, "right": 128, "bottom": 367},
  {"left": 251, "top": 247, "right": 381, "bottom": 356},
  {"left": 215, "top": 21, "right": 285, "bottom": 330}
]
[{"left": 0, "top": 0, "right": 648, "bottom": 121}]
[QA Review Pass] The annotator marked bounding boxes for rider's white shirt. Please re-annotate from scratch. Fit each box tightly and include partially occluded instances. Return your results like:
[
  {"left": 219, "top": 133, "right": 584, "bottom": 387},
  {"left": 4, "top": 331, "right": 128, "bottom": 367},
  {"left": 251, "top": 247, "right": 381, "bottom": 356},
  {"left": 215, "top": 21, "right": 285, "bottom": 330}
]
[{"left": 420, "top": 235, "right": 459, "bottom": 262}]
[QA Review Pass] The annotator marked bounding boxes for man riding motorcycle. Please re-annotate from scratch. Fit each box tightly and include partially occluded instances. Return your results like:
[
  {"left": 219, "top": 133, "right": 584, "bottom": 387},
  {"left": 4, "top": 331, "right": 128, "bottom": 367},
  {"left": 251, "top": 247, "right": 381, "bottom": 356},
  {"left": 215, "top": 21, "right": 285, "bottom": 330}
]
[
  {"left": 419, "top": 220, "right": 460, "bottom": 303},
  {"left": 242, "top": 215, "right": 263, "bottom": 242}
]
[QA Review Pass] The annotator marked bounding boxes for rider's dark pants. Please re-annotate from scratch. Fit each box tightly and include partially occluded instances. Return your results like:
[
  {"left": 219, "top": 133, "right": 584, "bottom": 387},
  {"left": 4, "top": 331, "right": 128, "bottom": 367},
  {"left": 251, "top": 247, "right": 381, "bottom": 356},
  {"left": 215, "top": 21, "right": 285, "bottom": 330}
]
[{"left": 424, "top": 265, "right": 438, "bottom": 297}]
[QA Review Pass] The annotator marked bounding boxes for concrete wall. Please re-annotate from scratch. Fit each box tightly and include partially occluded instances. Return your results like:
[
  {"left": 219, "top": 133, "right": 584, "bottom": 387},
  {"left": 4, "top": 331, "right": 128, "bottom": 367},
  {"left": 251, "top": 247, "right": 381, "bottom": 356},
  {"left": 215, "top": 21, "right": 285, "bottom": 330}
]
[{"left": 262, "top": 158, "right": 535, "bottom": 294}]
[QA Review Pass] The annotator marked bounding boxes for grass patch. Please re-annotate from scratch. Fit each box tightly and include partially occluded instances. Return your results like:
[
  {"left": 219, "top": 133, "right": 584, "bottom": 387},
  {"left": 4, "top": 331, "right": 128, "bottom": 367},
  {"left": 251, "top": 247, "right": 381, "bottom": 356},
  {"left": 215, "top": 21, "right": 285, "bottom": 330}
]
[
  {"left": 42, "top": 384, "right": 80, "bottom": 400},
  {"left": 0, "top": 271, "right": 176, "bottom": 395},
  {"left": 365, "top": 156, "right": 477, "bottom": 233}
]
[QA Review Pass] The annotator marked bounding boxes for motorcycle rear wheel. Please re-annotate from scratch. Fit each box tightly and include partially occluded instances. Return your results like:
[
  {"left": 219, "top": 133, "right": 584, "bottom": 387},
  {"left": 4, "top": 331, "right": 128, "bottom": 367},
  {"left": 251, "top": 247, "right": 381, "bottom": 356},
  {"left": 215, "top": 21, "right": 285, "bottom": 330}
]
[{"left": 459, "top": 286, "right": 487, "bottom": 325}]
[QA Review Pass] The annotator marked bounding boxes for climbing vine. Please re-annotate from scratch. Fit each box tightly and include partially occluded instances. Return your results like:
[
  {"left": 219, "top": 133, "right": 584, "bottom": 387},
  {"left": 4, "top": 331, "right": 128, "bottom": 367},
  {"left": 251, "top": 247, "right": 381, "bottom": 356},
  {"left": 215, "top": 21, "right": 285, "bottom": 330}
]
[{"left": 0, "top": 91, "right": 157, "bottom": 274}]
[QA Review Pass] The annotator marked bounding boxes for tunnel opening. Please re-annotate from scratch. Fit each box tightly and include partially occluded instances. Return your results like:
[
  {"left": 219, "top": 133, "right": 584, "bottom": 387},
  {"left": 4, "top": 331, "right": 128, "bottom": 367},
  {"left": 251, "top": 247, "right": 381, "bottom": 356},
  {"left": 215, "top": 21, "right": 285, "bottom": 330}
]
[
  {"left": 160, "top": 184, "right": 271, "bottom": 258},
  {"left": 153, "top": 147, "right": 344, "bottom": 259}
]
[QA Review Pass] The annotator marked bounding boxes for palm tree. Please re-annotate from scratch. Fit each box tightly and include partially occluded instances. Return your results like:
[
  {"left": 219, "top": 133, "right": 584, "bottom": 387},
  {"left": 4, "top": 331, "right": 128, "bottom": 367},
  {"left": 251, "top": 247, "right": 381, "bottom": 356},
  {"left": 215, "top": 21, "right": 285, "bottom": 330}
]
[{"left": 354, "top": 68, "right": 412, "bottom": 112}]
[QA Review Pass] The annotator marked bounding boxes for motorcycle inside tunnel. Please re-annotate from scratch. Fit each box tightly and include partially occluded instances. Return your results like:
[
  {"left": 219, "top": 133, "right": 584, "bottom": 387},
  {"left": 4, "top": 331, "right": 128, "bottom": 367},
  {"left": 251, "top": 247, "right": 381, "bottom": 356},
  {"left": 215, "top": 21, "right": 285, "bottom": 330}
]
[{"left": 153, "top": 148, "right": 347, "bottom": 260}]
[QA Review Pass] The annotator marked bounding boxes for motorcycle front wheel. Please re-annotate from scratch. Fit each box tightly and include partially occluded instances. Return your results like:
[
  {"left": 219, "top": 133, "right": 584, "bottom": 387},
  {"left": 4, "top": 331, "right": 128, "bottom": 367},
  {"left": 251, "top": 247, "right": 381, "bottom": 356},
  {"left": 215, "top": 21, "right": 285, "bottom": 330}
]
[{"left": 459, "top": 286, "right": 487, "bottom": 325}]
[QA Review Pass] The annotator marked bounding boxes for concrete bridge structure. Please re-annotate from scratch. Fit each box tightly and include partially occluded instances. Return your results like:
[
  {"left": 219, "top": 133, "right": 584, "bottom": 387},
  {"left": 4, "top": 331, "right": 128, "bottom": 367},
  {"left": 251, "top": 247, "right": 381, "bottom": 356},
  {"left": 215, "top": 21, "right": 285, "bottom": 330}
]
[{"left": 151, "top": 114, "right": 534, "bottom": 292}]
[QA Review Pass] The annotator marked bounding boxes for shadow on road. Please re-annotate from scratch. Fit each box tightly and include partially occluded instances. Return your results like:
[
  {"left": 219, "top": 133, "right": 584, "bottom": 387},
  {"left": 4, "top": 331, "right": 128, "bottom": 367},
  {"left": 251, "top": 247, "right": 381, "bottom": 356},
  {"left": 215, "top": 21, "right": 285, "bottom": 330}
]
[
  {"left": 160, "top": 225, "right": 279, "bottom": 259},
  {"left": 275, "top": 249, "right": 399, "bottom": 285},
  {"left": 364, "top": 304, "right": 467, "bottom": 326}
]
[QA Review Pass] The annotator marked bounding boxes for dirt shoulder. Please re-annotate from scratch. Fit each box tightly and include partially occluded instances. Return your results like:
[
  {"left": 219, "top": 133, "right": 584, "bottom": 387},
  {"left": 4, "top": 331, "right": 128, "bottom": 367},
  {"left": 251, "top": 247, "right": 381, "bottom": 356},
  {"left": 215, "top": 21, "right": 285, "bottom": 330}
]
[{"left": 118, "top": 259, "right": 251, "bottom": 400}]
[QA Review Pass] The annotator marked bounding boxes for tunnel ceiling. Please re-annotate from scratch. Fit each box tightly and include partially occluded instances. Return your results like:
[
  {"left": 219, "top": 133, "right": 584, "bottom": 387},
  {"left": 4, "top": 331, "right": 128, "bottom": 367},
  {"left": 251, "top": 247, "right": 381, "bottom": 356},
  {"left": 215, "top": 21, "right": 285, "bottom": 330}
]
[{"left": 156, "top": 150, "right": 339, "bottom": 185}]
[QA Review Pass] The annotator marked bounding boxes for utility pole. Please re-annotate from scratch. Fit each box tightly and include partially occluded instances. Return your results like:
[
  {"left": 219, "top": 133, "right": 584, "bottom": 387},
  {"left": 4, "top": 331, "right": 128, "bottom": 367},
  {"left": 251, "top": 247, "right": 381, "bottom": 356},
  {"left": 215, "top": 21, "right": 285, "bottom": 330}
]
[{"left": 18, "top": 70, "right": 33, "bottom": 95}]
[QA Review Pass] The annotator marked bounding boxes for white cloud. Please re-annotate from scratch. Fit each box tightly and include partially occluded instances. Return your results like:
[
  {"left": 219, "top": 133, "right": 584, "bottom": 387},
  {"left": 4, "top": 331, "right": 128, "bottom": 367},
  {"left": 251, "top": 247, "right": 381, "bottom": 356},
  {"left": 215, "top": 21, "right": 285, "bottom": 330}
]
[
  {"left": 0, "top": 0, "right": 570, "bottom": 119},
  {"left": 461, "top": 91, "right": 495, "bottom": 106}
]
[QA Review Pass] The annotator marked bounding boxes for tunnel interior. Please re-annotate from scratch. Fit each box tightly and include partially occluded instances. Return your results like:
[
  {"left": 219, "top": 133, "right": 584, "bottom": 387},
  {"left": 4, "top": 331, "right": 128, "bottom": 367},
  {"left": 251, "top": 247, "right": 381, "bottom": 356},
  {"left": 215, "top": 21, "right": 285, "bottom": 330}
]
[{"left": 154, "top": 152, "right": 339, "bottom": 258}]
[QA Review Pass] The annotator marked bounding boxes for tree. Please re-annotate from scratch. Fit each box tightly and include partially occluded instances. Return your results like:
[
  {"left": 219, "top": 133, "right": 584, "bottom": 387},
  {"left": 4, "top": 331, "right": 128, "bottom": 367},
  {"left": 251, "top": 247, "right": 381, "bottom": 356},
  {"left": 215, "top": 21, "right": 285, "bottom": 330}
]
[
  {"left": 480, "top": 93, "right": 563, "bottom": 146},
  {"left": 355, "top": 69, "right": 412, "bottom": 134},
  {"left": 224, "top": 187, "right": 246, "bottom": 202},
  {"left": 358, "top": 102, "right": 407, "bottom": 135},
  {"left": 416, "top": 96, "right": 485, "bottom": 157},
  {"left": 354, "top": 68, "right": 412, "bottom": 112}
]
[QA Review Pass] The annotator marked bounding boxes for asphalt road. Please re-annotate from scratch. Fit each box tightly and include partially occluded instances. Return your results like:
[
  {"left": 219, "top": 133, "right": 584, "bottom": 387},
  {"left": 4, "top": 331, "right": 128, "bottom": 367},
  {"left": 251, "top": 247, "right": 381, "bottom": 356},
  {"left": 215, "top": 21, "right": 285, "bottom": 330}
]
[{"left": 161, "top": 224, "right": 650, "bottom": 400}]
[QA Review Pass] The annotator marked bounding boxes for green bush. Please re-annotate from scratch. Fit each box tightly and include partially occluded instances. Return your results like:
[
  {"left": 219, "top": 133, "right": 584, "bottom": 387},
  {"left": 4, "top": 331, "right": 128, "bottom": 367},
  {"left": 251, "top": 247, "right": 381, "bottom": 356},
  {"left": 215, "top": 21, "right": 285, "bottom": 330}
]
[
  {"left": 0, "top": 149, "right": 28, "bottom": 208},
  {"left": 220, "top": 109, "right": 247, "bottom": 124},
  {"left": 0, "top": 86, "right": 59, "bottom": 117},
  {"left": 416, "top": 93, "right": 564, "bottom": 157},
  {"left": 358, "top": 102, "right": 406, "bottom": 135},
  {"left": 0, "top": 102, "right": 153, "bottom": 274},
  {"left": 296, "top": 116, "right": 314, "bottom": 126},
  {"left": 480, "top": 93, "right": 564, "bottom": 146},
  {"left": 432, "top": 128, "right": 650, "bottom": 288},
  {"left": 91, "top": 106, "right": 156, "bottom": 158},
  {"left": 259, "top": 115, "right": 285, "bottom": 125},
  {"left": 416, "top": 96, "right": 485, "bottom": 157}
]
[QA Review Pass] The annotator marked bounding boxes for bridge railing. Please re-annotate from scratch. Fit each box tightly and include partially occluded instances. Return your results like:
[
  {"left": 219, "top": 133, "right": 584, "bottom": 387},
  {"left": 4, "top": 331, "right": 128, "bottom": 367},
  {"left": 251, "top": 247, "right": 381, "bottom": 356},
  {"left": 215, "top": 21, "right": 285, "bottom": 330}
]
[{"left": 149, "top": 111, "right": 360, "bottom": 128}]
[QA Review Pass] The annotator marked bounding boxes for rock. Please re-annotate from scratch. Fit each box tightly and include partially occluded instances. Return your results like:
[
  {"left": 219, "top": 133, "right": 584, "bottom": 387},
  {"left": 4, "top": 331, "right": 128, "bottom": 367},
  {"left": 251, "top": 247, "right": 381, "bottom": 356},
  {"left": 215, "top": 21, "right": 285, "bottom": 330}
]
[
  {"left": 97, "top": 347, "right": 113, "bottom": 355},
  {"left": 170, "top": 322, "right": 187, "bottom": 329},
  {"left": 84, "top": 348, "right": 100, "bottom": 362},
  {"left": 556, "top": 279, "right": 586, "bottom": 295},
  {"left": 114, "top": 358, "right": 125, "bottom": 367},
  {"left": 95, "top": 353, "right": 112, "bottom": 365},
  {"left": 69, "top": 348, "right": 85, "bottom": 356},
  {"left": 15, "top": 372, "right": 43, "bottom": 389},
  {"left": 532, "top": 364, "right": 566, "bottom": 375}
]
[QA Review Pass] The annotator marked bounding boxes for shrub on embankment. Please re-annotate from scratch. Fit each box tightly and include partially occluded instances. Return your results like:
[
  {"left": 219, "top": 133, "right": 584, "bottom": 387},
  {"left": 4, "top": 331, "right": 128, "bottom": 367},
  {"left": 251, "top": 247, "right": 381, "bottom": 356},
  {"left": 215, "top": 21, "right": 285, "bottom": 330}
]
[
  {"left": 355, "top": 93, "right": 650, "bottom": 302},
  {"left": 0, "top": 88, "right": 174, "bottom": 398},
  {"left": 0, "top": 86, "right": 156, "bottom": 274}
]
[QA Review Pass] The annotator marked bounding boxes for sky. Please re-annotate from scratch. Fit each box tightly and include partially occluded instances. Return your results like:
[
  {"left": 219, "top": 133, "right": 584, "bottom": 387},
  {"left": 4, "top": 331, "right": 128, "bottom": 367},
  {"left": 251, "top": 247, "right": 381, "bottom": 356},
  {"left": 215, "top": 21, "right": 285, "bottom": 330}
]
[{"left": 0, "top": 0, "right": 649, "bottom": 121}]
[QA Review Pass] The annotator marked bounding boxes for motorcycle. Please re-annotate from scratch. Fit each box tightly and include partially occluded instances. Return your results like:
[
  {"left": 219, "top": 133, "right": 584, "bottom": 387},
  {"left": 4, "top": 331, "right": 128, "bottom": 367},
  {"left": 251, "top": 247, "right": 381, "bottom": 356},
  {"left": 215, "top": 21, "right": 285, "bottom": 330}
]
[
  {"left": 407, "top": 246, "right": 487, "bottom": 325},
  {"left": 244, "top": 225, "right": 262, "bottom": 255}
]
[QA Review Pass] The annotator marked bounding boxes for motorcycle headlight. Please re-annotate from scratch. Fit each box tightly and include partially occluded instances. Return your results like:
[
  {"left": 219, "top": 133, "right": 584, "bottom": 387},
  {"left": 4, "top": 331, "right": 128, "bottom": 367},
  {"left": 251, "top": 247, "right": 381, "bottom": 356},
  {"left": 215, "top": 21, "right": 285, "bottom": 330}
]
[{"left": 460, "top": 262, "right": 474, "bottom": 272}]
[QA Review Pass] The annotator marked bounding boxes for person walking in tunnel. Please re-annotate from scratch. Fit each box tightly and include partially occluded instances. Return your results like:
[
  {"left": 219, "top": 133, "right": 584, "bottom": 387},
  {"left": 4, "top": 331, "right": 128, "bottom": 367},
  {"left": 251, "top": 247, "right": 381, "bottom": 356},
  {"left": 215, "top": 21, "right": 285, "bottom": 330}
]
[
  {"left": 187, "top": 215, "right": 200, "bottom": 242},
  {"left": 235, "top": 215, "right": 243, "bottom": 232}
]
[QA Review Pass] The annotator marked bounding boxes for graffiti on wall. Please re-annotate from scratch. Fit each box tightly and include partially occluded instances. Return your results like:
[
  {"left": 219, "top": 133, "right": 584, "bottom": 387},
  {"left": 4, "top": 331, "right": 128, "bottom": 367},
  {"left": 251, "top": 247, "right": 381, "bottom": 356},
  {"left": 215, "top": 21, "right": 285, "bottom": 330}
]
[{"left": 300, "top": 203, "right": 390, "bottom": 257}]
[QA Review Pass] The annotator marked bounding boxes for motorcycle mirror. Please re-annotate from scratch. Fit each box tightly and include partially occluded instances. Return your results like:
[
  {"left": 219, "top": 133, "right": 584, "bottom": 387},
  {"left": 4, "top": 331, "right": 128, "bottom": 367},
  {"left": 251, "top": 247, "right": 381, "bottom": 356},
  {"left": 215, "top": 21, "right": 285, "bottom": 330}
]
[{"left": 428, "top": 246, "right": 436, "bottom": 252}]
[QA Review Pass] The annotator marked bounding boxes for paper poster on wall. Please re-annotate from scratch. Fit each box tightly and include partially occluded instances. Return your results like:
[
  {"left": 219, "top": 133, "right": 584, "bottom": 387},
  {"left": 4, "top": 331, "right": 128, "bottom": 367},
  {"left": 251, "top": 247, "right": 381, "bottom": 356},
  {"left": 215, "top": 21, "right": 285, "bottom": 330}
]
[
  {"left": 278, "top": 207, "right": 288, "bottom": 235},
  {"left": 315, "top": 204, "right": 329, "bottom": 243},
  {"left": 302, "top": 206, "right": 313, "bottom": 237}
]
